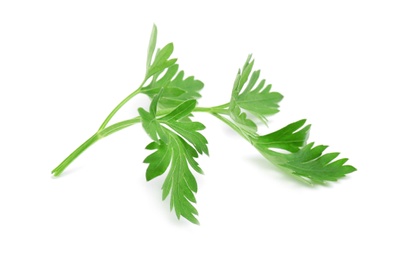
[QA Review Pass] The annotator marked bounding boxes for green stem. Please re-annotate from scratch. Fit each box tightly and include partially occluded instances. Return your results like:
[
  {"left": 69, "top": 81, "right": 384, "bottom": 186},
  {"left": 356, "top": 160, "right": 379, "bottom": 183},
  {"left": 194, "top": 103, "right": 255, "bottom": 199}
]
[
  {"left": 209, "top": 112, "right": 253, "bottom": 143},
  {"left": 100, "top": 117, "right": 141, "bottom": 137},
  {"left": 194, "top": 106, "right": 229, "bottom": 115},
  {"left": 193, "top": 104, "right": 255, "bottom": 141},
  {"left": 52, "top": 133, "right": 99, "bottom": 176},
  {"left": 52, "top": 101, "right": 233, "bottom": 177},
  {"left": 98, "top": 85, "right": 144, "bottom": 131},
  {"left": 209, "top": 102, "right": 229, "bottom": 110},
  {"left": 52, "top": 117, "right": 141, "bottom": 176}
]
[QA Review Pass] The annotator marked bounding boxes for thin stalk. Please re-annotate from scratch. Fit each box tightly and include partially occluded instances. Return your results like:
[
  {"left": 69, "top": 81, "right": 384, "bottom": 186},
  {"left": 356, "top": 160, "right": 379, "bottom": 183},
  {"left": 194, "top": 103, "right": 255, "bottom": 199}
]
[
  {"left": 208, "top": 102, "right": 229, "bottom": 110},
  {"left": 52, "top": 133, "right": 99, "bottom": 176},
  {"left": 98, "top": 84, "right": 144, "bottom": 131},
  {"left": 193, "top": 105, "right": 255, "bottom": 141},
  {"left": 194, "top": 106, "right": 229, "bottom": 114},
  {"left": 100, "top": 117, "right": 141, "bottom": 137},
  {"left": 52, "top": 117, "right": 141, "bottom": 176},
  {"left": 209, "top": 112, "right": 254, "bottom": 143}
]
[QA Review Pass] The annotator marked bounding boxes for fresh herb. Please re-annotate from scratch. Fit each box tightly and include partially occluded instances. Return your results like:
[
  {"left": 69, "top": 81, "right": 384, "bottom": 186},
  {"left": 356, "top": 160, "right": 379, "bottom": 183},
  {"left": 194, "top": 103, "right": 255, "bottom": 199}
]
[{"left": 52, "top": 25, "right": 356, "bottom": 224}]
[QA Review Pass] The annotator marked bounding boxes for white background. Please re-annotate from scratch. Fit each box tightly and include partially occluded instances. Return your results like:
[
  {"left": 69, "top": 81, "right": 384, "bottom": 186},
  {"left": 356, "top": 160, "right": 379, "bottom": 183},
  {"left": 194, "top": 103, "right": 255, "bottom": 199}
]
[{"left": 1, "top": 1, "right": 397, "bottom": 259}]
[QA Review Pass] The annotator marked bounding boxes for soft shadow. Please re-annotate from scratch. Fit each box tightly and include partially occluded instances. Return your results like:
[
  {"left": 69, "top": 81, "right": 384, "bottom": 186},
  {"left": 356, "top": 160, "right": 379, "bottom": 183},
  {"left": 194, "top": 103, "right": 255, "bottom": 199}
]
[
  {"left": 246, "top": 156, "right": 317, "bottom": 189},
  {"left": 247, "top": 155, "right": 351, "bottom": 188}
]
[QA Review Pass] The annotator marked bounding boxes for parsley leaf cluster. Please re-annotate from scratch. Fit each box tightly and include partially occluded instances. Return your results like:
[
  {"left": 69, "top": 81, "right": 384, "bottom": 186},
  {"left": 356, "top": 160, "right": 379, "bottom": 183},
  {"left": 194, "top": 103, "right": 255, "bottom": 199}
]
[{"left": 52, "top": 25, "right": 356, "bottom": 224}]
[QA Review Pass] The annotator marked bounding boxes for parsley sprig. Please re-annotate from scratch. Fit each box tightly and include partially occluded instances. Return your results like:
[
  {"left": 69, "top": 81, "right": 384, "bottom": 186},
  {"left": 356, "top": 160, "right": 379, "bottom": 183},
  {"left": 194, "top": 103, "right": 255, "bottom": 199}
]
[{"left": 52, "top": 25, "right": 356, "bottom": 224}]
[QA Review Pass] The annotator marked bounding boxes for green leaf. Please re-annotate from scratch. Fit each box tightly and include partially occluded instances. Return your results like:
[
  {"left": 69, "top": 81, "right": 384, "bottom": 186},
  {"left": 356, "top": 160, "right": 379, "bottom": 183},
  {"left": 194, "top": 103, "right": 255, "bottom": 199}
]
[
  {"left": 138, "top": 107, "right": 158, "bottom": 141},
  {"left": 238, "top": 83, "right": 283, "bottom": 119},
  {"left": 254, "top": 119, "right": 310, "bottom": 153},
  {"left": 161, "top": 135, "right": 201, "bottom": 225},
  {"left": 146, "top": 43, "right": 177, "bottom": 79},
  {"left": 160, "top": 99, "right": 197, "bottom": 121},
  {"left": 229, "top": 102, "right": 258, "bottom": 134},
  {"left": 142, "top": 64, "right": 204, "bottom": 110},
  {"left": 280, "top": 143, "right": 357, "bottom": 183},
  {"left": 158, "top": 100, "right": 208, "bottom": 155},
  {"left": 237, "top": 55, "right": 254, "bottom": 93},
  {"left": 144, "top": 140, "right": 172, "bottom": 181},
  {"left": 138, "top": 91, "right": 164, "bottom": 141},
  {"left": 140, "top": 93, "right": 208, "bottom": 224},
  {"left": 229, "top": 55, "right": 283, "bottom": 128},
  {"left": 253, "top": 120, "right": 356, "bottom": 184},
  {"left": 228, "top": 72, "right": 257, "bottom": 134},
  {"left": 146, "top": 24, "right": 157, "bottom": 70},
  {"left": 165, "top": 120, "right": 208, "bottom": 155},
  {"left": 144, "top": 134, "right": 201, "bottom": 225}
]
